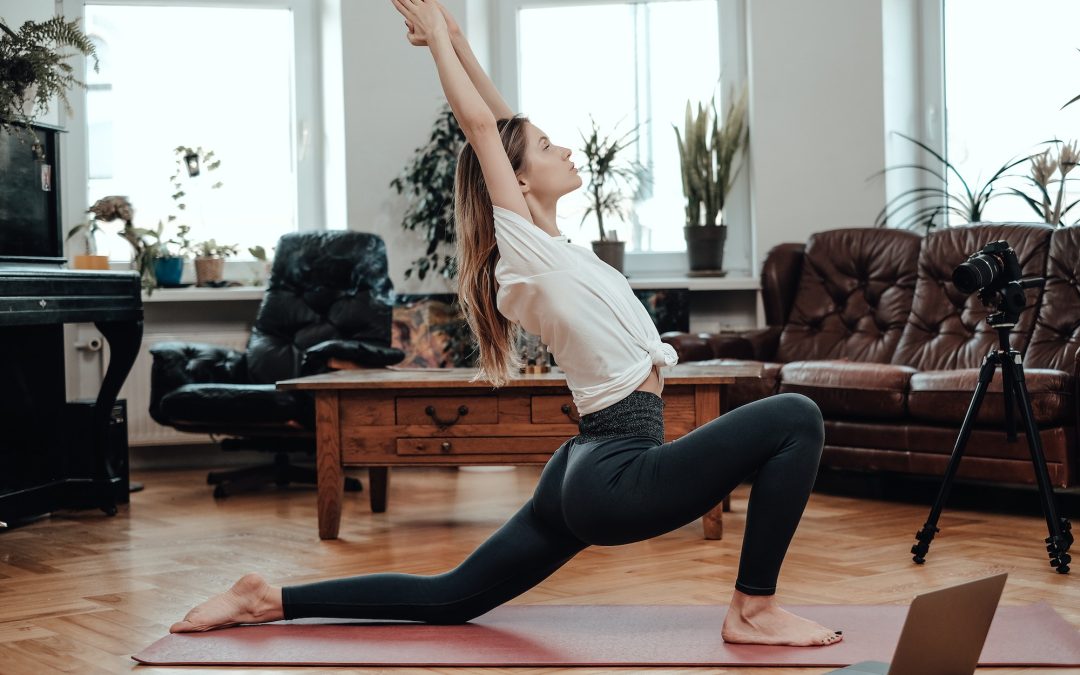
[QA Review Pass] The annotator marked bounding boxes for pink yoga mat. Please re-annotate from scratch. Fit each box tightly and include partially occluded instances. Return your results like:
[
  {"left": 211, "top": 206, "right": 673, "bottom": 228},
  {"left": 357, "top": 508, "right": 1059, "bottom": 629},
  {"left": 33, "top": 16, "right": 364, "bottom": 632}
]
[{"left": 133, "top": 603, "right": 1080, "bottom": 668}]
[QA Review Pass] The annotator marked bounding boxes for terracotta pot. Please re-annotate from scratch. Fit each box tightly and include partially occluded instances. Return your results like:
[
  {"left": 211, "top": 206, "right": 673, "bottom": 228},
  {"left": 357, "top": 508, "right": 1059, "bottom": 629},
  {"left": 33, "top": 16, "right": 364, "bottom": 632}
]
[
  {"left": 194, "top": 256, "right": 225, "bottom": 285},
  {"left": 591, "top": 240, "right": 626, "bottom": 274},
  {"left": 71, "top": 254, "right": 109, "bottom": 270}
]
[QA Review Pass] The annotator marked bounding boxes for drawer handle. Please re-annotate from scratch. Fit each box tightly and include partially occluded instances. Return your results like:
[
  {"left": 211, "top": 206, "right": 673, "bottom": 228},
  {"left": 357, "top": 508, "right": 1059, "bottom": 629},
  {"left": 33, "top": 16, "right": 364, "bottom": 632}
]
[
  {"left": 561, "top": 403, "right": 580, "bottom": 424},
  {"left": 441, "top": 441, "right": 452, "bottom": 453},
  {"left": 425, "top": 404, "right": 468, "bottom": 428}
]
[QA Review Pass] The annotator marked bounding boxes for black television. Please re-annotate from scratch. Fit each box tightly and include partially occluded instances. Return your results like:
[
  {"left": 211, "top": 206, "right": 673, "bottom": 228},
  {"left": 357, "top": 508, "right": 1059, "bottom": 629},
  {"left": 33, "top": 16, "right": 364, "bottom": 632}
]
[{"left": 0, "top": 123, "right": 64, "bottom": 263}]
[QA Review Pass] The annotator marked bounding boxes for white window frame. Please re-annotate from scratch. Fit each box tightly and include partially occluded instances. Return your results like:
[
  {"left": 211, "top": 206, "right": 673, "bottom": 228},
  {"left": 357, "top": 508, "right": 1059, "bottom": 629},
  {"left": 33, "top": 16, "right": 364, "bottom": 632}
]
[
  {"left": 493, "top": 0, "right": 752, "bottom": 277},
  {"left": 59, "top": 0, "right": 326, "bottom": 262},
  {"left": 881, "top": 0, "right": 948, "bottom": 223}
]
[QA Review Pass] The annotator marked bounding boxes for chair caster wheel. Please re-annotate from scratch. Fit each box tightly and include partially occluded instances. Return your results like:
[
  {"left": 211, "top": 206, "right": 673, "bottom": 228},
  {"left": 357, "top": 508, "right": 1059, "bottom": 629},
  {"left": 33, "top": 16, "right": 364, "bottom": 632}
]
[
  {"left": 344, "top": 477, "right": 363, "bottom": 493},
  {"left": 101, "top": 505, "right": 117, "bottom": 516},
  {"left": 213, "top": 485, "right": 228, "bottom": 499}
]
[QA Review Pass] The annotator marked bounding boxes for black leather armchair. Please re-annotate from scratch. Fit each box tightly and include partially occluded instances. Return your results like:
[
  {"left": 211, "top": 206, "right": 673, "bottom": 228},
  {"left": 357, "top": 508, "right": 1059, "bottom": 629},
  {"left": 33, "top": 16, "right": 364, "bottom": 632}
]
[{"left": 149, "top": 230, "right": 406, "bottom": 497}]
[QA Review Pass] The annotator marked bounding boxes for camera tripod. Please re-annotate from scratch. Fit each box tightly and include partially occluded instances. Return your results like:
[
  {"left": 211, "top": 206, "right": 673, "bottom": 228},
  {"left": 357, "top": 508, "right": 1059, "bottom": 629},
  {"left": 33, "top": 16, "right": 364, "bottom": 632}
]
[{"left": 911, "top": 324, "right": 1073, "bottom": 574}]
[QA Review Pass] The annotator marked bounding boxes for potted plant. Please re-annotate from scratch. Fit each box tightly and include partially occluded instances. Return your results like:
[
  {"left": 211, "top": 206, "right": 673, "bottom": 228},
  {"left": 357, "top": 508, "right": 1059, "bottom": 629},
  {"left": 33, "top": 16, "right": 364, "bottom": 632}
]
[
  {"left": 65, "top": 194, "right": 144, "bottom": 273},
  {"left": 674, "top": 86, "right": 748, "bottom": 275},
  {"left": 577, "top": 114, "right": 650, "bottom": 273},
  {"left": 248, "top": 245, "right": 275, "bottom": 286},
  {"left": 1009, "top": 140, "right": 1079, "bottom": 227},
  {"left": 65, "top": 213, "right": 109, "bottom": 270},
  {"left": 152, "top": 223, "right": 193, "bottom": 287},
  {"left": 0, "top": 17, "right": 97, "bottom": 142},
  {"left": 390, "top": 103, "right": 466, "bottom": 281},
  {"left": 873, "top": 132, "right": 1029, "bottom": 233},
  {"left": 192, "top": 239, "right": 239, "bottom": 287}
]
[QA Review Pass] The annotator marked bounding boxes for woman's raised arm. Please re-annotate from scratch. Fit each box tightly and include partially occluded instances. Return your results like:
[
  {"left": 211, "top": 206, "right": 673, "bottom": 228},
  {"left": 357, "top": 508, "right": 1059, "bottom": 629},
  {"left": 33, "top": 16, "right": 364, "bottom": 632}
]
[
  {"left": 392, "top": 0, "right": 493, "bottom": 133},
  {"left": 392, "top": 0, "right": 529, "bottom": 215},
  {"left": 401, "top": 0, "right": 514, "bottom": 120}
]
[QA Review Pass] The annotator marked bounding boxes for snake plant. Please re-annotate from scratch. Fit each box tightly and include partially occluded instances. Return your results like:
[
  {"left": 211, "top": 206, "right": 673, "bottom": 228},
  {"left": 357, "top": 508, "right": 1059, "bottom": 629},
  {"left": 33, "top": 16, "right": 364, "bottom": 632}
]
[{"left": 673, "top": 86, "right": 748, "bottom": 227}]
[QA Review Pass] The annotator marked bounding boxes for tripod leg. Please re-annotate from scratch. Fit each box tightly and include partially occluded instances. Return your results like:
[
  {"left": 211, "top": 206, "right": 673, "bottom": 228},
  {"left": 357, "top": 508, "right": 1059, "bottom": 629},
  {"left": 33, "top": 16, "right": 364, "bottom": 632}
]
[
  {"left": 1007, "top": 355, "right": 1072, "bottom": 574},
  {"left": 912, "top": 354, "right": 996, "bottom": 565},
  {"left": 1000, "top": 354, "right": 1018, "bottom": 442}
]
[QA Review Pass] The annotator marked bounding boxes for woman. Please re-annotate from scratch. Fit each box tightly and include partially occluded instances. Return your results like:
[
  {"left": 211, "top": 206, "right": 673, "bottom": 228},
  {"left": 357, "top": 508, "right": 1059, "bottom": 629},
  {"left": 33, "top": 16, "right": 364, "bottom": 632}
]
[{"left": 171, "top": 0, "right": 841, "bottom": 647}]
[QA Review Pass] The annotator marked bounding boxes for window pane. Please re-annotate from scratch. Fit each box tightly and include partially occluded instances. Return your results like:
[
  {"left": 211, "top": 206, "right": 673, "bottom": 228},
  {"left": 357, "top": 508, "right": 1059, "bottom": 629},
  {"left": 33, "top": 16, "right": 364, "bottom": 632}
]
[
  {"left": 84, "top": 5, "right": 296, "bottom": 261},
  {"left": 518, "top": 1, "right": 720, "bottom": 252},
  {"left": 944, "top": 0, "right": 1080, "bottom": 224}
]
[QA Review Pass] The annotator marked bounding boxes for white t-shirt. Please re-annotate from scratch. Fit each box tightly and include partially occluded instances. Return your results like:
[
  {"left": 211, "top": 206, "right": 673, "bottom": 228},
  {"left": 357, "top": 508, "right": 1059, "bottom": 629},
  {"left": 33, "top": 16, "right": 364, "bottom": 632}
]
[{"left": 491, "top": 205, "right": 678, "bottom": 415}]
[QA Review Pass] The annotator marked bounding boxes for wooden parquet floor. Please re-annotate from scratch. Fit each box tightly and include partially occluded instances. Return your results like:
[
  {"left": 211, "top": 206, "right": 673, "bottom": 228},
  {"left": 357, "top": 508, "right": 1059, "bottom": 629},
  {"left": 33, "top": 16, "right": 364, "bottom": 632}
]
[{"left": 0, "top": 465, "right": 1078, "bottom": 675}]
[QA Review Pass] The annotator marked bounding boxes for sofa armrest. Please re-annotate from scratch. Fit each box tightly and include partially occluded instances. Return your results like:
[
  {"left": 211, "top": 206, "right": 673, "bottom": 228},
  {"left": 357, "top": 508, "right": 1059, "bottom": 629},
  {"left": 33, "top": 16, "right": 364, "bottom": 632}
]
[
  {"left": 301, "top": 339, "right": 406, "bottom": 376},
  {"left": 741, "top": 326, "right": 783, "bottom": 361},
  {"left": 660, "top": 331, "right": 753, "bottom": 361},
  {"left": 149, "top": 342, "right": 249, "bottom": 424},
  {"left": 661, "top": 326, "right": 783, "bottom": 363},
  {"left": 661, "top": 332, "right": 721, "bottom": 362}
]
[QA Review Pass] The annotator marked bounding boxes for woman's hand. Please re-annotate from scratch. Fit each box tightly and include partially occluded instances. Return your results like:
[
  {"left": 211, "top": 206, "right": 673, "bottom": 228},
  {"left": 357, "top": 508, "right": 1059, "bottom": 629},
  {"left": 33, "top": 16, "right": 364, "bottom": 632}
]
[
  {"left": 391, "top": 0, "right": 450, "bottom": 46},
  {"left": 400, "top": 0, "right": 461, "bottom": 47}
]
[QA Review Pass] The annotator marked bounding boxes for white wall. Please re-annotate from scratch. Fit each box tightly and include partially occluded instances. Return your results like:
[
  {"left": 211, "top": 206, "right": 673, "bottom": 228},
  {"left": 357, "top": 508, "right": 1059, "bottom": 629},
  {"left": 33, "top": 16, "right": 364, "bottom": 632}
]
[
  {"left": 337, "top": 0, "right": 472, "bottom": 295},
  {"left": 745, "top": 0, "right": 887, "bottom": 264}
]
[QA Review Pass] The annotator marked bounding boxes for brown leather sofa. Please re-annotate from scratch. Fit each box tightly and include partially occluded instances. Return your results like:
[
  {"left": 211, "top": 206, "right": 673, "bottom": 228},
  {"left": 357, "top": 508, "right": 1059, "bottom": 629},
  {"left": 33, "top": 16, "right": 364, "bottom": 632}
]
[{"left": 661, "top": 224, "right": 1079, "bottom": 487}]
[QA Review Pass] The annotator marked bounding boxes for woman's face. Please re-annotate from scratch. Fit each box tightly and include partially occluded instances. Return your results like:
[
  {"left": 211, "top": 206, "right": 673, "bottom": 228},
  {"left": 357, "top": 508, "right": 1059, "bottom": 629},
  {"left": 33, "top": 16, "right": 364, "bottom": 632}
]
[{"left": 518, "top": 122, "right": 583, "bottom": 202}]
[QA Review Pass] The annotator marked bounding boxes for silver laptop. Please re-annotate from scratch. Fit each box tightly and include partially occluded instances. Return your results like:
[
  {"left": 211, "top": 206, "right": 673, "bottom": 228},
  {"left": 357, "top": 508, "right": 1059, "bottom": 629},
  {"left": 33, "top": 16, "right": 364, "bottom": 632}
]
[{"left": 829, "top": 573, "right": 1007, "bottom": 675}]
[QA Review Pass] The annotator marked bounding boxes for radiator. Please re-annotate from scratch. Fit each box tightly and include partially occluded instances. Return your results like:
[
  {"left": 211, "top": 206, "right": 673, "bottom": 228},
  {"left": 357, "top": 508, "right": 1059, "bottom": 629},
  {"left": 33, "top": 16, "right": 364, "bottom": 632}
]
[{"left": 104, "top": 331, "right": 252, "bottom": 446}]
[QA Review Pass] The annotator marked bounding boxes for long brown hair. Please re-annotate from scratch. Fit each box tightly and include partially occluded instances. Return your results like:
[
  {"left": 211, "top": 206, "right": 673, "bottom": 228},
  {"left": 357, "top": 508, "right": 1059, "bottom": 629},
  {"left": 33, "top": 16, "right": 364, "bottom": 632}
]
[{"left": 454, "top": 115, "right": 532, "bottom": 387}]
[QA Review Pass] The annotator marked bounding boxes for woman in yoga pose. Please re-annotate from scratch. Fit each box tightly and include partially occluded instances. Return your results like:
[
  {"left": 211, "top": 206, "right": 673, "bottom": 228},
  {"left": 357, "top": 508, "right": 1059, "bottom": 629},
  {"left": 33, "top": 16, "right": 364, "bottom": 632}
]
[{"left": 171, "top": 0, "right": 841, "bottom": 647}]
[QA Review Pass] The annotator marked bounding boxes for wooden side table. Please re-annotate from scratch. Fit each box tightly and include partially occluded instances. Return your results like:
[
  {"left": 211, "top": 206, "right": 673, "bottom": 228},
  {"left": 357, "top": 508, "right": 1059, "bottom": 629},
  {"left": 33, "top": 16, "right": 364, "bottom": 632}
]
[{"left": 278, "top": 362, "right": 762, "bottom": 540}]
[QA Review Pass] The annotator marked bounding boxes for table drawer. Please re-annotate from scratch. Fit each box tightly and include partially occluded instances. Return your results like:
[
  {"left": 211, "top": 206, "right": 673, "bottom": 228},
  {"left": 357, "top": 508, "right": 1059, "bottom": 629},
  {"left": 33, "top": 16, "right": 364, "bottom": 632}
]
[
  {"left": 397, "top": 436, "right": 560, "bottom": 456},
  {"left": 396, "top": 395, "right": 499, "bottom": 427},
  {"left": 531, "top": 394, "right": 580, "bottom": 425}
]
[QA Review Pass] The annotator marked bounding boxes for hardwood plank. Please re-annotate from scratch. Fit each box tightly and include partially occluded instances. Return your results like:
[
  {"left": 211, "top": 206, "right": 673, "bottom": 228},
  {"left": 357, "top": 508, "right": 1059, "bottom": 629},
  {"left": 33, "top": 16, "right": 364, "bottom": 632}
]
[{"left": 0, "top": 466, "right": 1075, "bottom": 674}]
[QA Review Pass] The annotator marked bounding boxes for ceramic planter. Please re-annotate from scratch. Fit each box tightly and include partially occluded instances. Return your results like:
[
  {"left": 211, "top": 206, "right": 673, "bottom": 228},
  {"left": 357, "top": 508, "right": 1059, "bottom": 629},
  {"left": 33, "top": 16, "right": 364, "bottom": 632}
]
[{"left": 591, "top": 240, "right": 626, "bottom": 274}]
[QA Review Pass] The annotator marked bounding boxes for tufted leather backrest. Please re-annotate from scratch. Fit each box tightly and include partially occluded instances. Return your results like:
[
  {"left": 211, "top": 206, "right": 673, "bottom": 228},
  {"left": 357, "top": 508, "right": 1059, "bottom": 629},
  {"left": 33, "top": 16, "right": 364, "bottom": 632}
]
[
  {"left": 246, "top": 231, "right": 397, "bottom": 384},
  {"left": 1026, "top": 227, "right": 1080, "bottom": 372},
  {"left": 761, "top": 243, "right": 806, "bottom": 326},
  {"left": 890, "top": 223, "right": 1052, "bottom": 371},
  {"left": 775, "top": 228, "right": 922, "bottom": 363}
]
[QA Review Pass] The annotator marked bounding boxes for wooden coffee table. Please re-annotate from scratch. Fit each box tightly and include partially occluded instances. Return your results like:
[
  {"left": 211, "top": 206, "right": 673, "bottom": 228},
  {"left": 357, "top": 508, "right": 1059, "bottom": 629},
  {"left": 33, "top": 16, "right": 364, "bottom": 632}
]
[{"left": 278, "top": 361, "right": 762, "bottom": 540}]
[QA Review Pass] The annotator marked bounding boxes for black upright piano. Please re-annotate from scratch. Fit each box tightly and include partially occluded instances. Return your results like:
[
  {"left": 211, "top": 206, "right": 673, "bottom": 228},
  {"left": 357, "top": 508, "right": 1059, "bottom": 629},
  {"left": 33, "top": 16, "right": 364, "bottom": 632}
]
[{"left": 0, "top": 123, "right": 143, "bottom": 528}]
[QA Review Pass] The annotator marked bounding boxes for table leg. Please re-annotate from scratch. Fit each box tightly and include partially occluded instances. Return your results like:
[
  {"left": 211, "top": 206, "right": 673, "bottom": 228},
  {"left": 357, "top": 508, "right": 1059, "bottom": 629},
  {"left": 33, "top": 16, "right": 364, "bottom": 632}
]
[
  {"left": 369, "top": 467, "right": 388, "bottom": 513},
  {"left": 696, "top": 383, "right": 726, "bottom": 540},
  {"left": 316, "top": 392, "right": 343, "bottom": 540}
]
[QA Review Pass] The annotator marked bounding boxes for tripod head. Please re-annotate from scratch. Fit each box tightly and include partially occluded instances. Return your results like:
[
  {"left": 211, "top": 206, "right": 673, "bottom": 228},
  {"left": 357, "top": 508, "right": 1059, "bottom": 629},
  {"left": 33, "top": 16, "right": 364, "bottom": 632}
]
[{"left": 953, "top": 240, "right": 1045, "bottom": 328}]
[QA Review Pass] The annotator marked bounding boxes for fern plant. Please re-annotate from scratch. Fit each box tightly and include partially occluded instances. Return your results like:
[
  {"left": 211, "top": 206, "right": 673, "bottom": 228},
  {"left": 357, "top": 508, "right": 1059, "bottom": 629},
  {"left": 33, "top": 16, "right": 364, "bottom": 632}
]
[
  {"left": 390, "top": 104, "right": 466, "bottom": 281},
  {"left": 0, "top": 16, "right": 97, "bottom": 141}
]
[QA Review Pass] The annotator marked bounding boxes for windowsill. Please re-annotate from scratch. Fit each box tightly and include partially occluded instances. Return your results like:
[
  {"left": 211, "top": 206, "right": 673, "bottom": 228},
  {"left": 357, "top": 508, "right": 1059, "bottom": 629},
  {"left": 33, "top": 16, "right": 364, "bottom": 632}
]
[
  {"left": 142, "top": 285, "right": 266, "bottom": 303},
  {"left": 140, "top": 274, "right": 759, "bottom": 303},
  {"left": 626, "top": 274, "right": 759, "bottom": 291}
]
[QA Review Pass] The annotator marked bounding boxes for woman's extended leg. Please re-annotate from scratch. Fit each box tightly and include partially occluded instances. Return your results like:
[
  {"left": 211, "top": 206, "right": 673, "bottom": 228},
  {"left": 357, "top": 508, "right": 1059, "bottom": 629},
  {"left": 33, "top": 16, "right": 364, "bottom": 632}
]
[
  {"left": 562, "top": 392, "right": 836, "bottom": 645},
  {"left": 171, "top": 439, "right": 588, "bottom": 632}
]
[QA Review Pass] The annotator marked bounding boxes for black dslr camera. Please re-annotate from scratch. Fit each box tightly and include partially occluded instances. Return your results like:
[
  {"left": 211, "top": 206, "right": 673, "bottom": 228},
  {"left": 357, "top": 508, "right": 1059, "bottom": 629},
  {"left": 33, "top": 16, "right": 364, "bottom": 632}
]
[{"left": 952, "top": 241, "right": 1044, "bottom": 327}]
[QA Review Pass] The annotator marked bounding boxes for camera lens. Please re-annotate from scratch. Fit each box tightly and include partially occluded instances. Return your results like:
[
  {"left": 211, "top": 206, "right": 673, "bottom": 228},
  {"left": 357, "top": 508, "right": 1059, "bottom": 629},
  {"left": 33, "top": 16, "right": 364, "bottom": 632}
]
[{"left": 953, "top": 252, "right": 1002, "bottom": 293}]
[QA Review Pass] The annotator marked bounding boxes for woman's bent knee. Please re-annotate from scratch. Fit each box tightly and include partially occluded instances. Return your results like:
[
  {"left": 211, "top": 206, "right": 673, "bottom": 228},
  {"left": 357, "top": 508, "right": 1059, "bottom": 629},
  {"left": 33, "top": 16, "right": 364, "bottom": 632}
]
[
  {"left": 774, "top": 392, "right": 823, "bottom": 425},
  {"left": 772, "top": 393, "right": 825, "bottom": 446}
]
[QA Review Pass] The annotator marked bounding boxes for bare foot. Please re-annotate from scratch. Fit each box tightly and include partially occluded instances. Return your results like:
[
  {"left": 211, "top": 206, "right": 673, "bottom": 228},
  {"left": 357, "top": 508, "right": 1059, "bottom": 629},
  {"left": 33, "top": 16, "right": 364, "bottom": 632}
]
[
  {"left": 170, "top": 573, "right": 284, "bottom": 633},
  {"left": 721, "top": 591, "right": 843, "bottom": 647}
]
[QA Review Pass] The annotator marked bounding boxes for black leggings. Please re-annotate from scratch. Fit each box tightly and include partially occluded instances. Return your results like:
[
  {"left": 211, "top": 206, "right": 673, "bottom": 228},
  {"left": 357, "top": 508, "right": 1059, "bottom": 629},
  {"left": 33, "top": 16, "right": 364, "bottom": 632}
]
[{"left": 281, "top": 392, "right": 825, "bottom": 624}]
